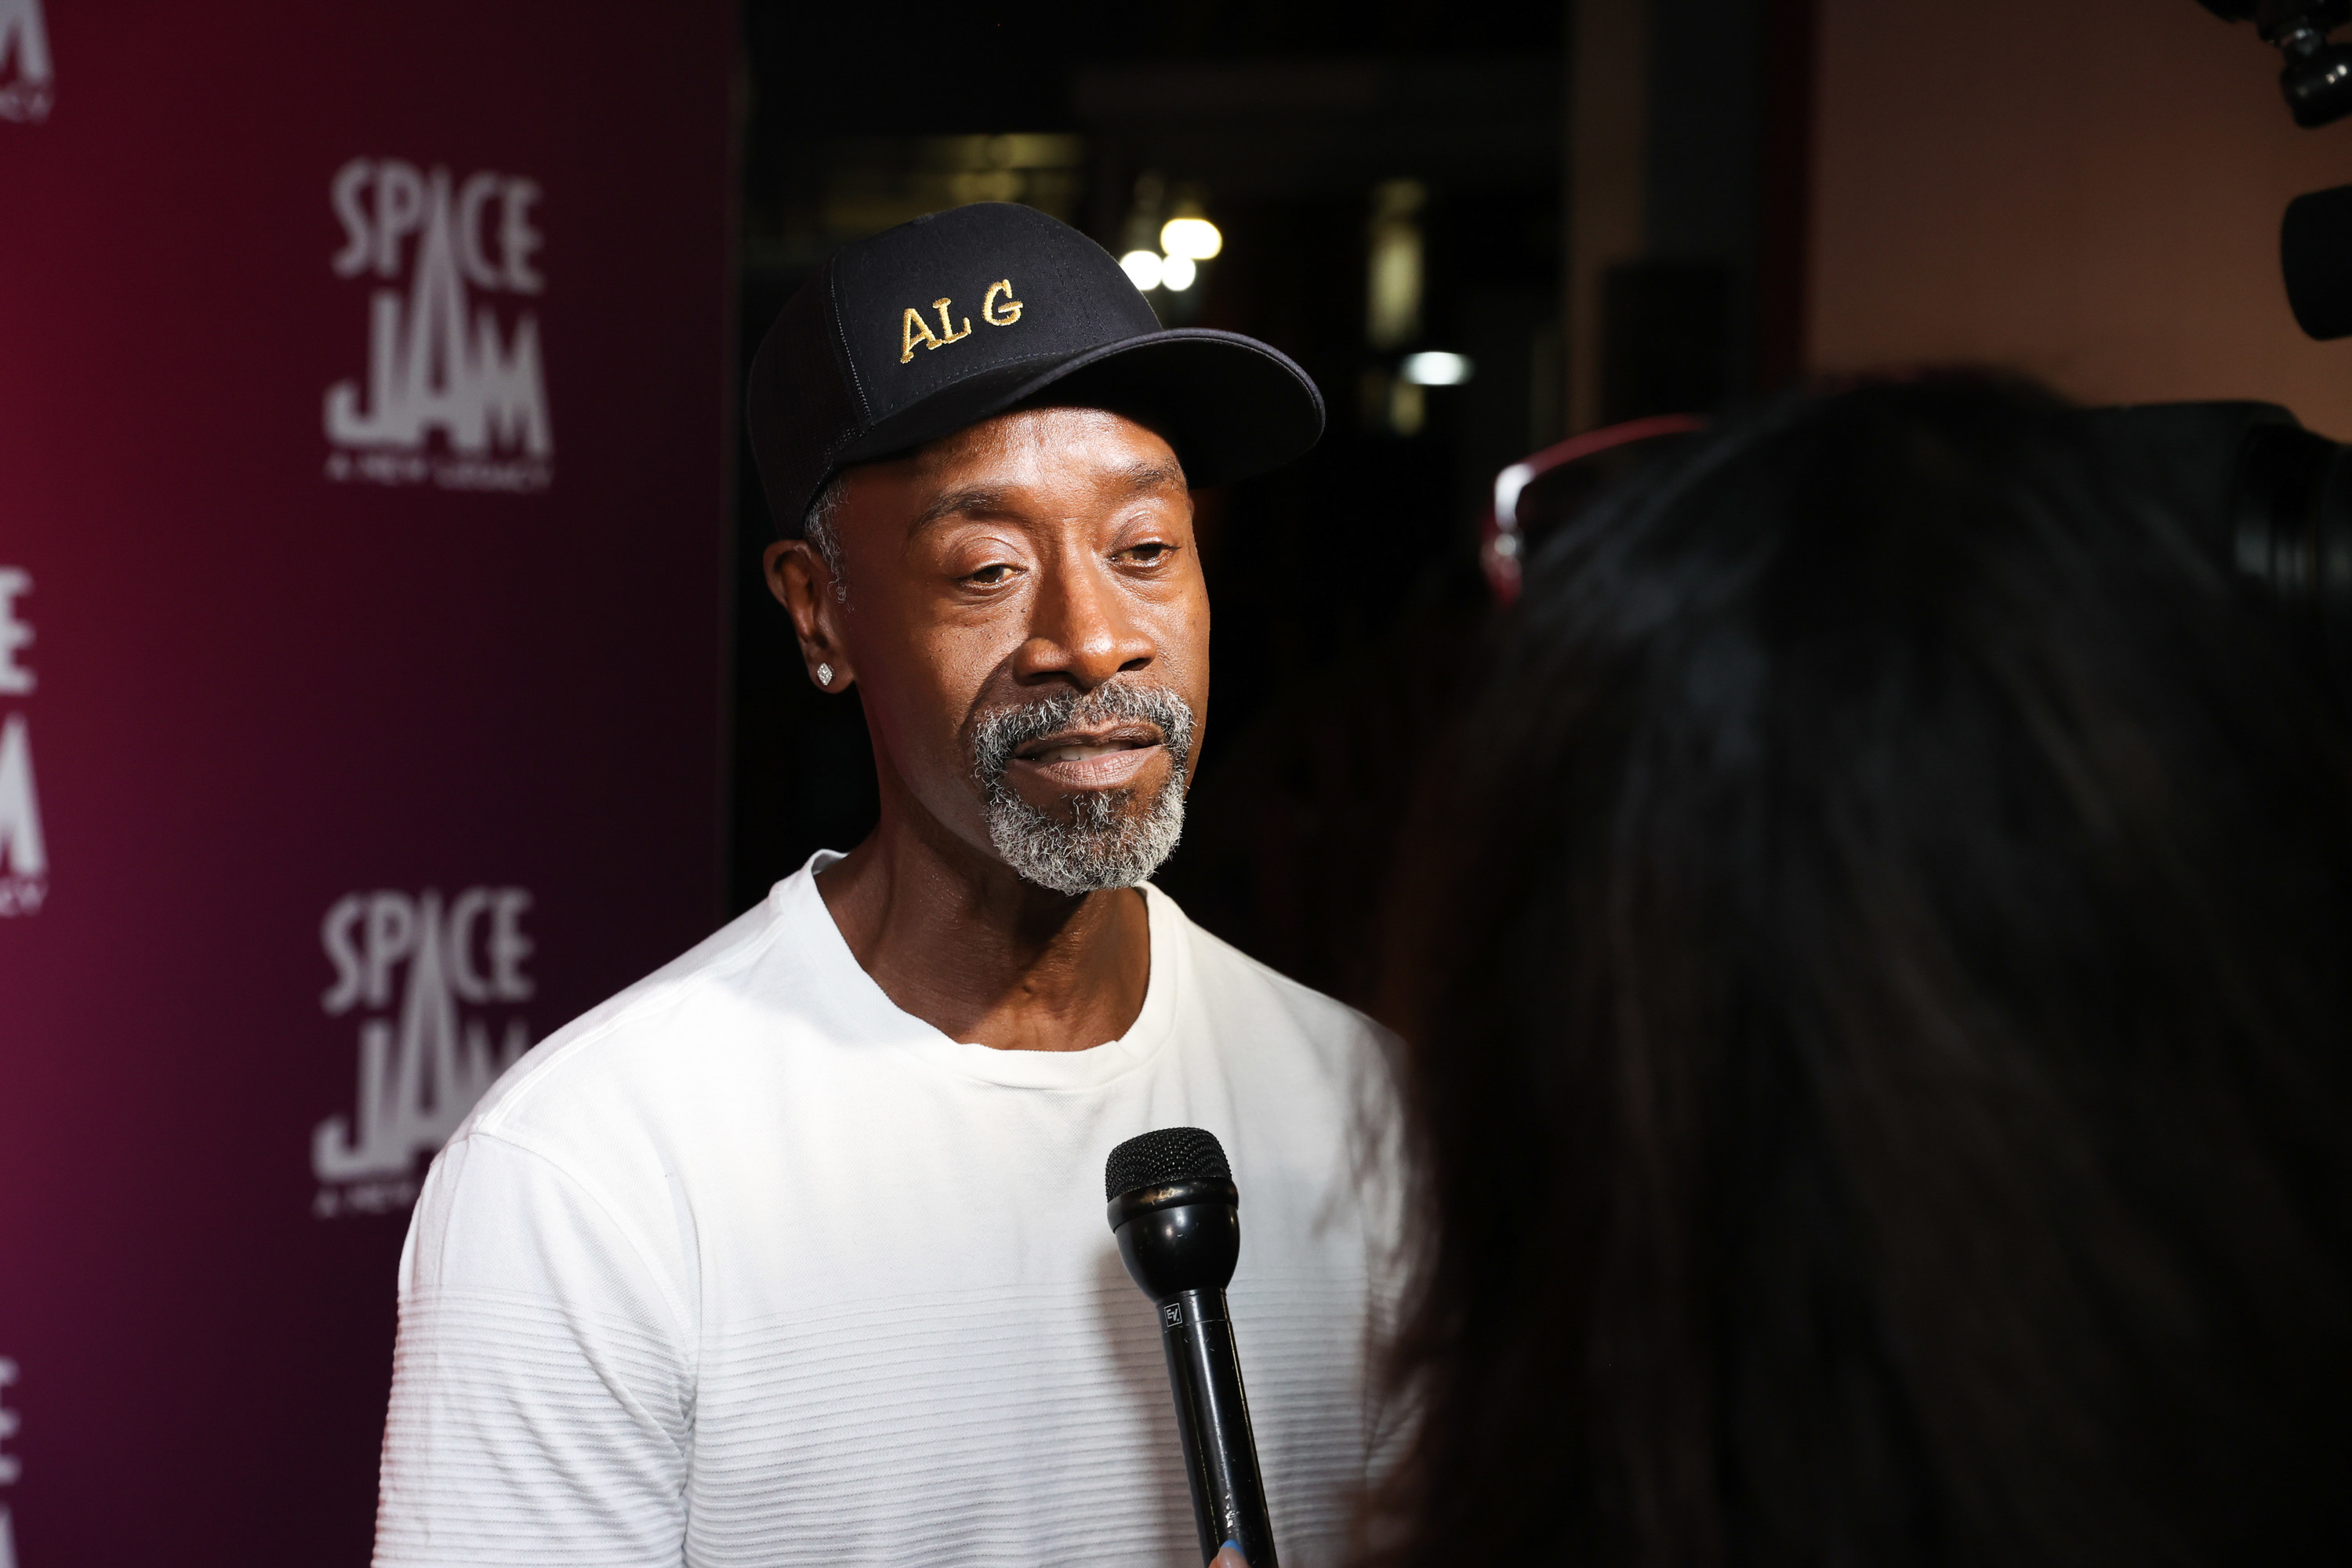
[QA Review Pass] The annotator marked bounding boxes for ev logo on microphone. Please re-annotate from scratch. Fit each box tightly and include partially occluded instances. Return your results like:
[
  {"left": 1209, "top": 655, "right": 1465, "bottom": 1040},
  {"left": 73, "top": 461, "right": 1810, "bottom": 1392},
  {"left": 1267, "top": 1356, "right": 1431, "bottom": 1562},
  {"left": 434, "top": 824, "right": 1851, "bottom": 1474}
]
[
  {"left": 0, "top": 0, "right": 53, "bottom": 124},
  {"left": 0, "top": 568, "right": 46, "bottom": 920},
  {"left": 310, "top": 887, "right": 535, "bottom": 1218},
  {"left": 322, "top": 158, "right": 554, "bottom": 493}
]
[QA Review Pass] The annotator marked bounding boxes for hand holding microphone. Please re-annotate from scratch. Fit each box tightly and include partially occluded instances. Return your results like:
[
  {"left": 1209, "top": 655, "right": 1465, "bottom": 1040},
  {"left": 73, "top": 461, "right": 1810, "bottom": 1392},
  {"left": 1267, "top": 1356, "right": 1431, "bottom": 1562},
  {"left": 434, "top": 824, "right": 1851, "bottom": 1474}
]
[{"left": 1105, "top": 1127, "right": 1279, "bottom": 1568}]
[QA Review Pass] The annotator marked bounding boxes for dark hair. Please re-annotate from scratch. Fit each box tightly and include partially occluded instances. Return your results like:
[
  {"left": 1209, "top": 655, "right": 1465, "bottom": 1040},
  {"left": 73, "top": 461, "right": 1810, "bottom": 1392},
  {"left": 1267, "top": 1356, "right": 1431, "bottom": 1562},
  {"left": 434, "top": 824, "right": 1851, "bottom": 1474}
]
[{"left": 1373, "top": 379, "right": 2352, "bottom": 1567}]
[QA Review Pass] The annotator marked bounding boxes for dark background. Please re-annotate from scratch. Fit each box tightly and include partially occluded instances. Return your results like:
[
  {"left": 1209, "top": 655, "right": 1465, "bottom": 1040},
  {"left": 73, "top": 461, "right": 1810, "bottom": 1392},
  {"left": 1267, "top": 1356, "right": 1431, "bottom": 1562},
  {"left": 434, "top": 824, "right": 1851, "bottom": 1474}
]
[{"left": 729, "top": 0, "right": 1784, "bottom": 1001}]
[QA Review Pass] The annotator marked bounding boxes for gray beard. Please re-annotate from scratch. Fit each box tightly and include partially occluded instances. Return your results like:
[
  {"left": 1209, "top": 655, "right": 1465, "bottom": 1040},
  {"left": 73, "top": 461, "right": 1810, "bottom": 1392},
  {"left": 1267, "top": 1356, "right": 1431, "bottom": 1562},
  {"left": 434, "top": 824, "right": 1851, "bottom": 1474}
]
[{"left": 967, "top": 683, "right": 1196, "bottom": 897}]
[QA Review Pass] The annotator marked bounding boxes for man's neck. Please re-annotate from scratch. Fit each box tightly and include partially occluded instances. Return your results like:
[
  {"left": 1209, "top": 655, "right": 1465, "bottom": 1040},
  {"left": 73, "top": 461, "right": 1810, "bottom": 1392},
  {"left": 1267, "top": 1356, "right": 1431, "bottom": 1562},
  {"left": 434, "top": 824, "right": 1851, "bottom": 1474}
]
[{"left": 815, "top": 799, "right": 1152, "bottom": 1054}]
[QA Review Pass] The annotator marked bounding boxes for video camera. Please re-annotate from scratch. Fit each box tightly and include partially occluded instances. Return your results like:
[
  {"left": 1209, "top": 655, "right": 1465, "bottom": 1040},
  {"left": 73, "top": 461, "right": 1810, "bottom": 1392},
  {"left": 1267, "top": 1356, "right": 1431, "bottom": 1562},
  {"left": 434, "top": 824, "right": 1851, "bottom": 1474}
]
[
  {"left": 2199, "top": 1, "right": 2352, "bottom": 126},
  {"left": 2089, "top": 402, "right": 2352, "bottom": 702},
  {"left": 2204, "top": 1, "right": 2352, "bottom": 337}
]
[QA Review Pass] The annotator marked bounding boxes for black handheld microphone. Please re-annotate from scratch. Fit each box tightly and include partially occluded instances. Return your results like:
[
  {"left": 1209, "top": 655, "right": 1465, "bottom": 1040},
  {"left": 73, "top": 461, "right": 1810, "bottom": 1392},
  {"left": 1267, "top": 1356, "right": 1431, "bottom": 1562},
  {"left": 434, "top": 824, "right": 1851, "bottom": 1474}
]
[{"left": 1105, "top": 1127, "right": 1279, "bottom": 1568}]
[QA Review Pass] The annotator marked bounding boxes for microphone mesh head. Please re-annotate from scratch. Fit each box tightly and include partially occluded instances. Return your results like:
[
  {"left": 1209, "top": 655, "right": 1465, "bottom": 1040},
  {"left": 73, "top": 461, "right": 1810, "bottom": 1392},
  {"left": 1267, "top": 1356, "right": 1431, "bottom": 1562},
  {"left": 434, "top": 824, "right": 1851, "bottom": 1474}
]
[{"left": 1104, "top": 1126, "right": 1230, "bottom": 1201}]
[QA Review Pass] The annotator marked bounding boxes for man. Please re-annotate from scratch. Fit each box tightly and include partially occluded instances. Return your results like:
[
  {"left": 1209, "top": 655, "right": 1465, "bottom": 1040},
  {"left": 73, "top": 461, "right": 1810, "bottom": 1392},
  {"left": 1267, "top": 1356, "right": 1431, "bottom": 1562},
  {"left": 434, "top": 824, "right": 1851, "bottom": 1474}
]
[{"left": 372, "top": 202, "right": 1398, "bottom": 1566}]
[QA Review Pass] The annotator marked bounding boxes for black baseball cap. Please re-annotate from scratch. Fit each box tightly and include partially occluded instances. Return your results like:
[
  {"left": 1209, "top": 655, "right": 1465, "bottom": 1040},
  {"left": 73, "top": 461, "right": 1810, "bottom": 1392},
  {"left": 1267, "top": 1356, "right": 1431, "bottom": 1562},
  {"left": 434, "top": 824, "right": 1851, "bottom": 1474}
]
[{"left": 745, "top": 201, "right": 1325, "bottom": 537}]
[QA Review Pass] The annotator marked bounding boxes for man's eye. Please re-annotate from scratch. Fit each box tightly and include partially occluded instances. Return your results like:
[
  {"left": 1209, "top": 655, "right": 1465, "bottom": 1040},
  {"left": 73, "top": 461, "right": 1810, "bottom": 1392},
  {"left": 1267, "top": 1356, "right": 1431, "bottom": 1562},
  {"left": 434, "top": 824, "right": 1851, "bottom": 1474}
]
[
  {"left": 965, "top": 563, "right": 1015, "bottom": 586},
  {"left": 1123, "top": 543, "right": 1175, "bottom": 565}
]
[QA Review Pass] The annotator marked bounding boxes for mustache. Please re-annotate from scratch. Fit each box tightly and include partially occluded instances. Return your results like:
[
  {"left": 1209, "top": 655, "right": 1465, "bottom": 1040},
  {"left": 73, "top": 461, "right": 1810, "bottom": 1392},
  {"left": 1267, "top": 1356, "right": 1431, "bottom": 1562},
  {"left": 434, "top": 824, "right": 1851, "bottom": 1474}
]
[{"left": 967, "top": 682, "right": 1198, "bottom": 789}]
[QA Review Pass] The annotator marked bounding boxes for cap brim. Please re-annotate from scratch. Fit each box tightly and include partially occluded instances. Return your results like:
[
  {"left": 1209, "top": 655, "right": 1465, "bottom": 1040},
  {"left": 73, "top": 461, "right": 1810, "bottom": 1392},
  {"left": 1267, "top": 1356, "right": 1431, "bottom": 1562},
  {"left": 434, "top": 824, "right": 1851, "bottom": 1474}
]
[{"left": 836, "top": 328, "right": 1324, "bottom": 490}]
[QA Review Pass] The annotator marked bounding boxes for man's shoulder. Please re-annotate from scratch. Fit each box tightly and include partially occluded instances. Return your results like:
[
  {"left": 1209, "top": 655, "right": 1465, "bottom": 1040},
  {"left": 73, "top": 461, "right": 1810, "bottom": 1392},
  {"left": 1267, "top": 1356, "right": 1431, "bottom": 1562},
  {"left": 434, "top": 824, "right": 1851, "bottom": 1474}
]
[
  {"left": 1150, "top": 884, "right": 1396, "bottom": 1055},
  {"left": 456, "top": 875, "right": 835, "bottom": 1153},
  {"left": 1150, "top": 887, "right": 1406, "bottom": 1254}
]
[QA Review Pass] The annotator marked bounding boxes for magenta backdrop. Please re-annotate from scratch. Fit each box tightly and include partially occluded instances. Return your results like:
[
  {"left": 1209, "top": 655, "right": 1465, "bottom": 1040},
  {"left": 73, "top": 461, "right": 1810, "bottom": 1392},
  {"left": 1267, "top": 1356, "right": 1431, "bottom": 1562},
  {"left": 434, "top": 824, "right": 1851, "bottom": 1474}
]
[{"left": 0, "top": 2, "right": 735, "bottom": 1561}]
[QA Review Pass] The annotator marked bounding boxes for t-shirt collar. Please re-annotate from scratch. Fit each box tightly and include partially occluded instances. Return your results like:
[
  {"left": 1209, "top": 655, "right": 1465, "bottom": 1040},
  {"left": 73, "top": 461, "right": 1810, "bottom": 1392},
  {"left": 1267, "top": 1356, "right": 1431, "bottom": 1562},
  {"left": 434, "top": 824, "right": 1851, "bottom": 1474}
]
[{"left": 775, "top": 849, "right": 1183, "bottom": 1089}]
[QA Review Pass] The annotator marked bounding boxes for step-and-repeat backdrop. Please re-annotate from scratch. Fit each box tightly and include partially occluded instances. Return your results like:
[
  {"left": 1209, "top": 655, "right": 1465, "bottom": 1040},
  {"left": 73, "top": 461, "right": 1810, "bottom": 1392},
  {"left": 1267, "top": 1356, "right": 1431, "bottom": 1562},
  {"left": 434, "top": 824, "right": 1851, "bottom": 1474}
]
[{"left": 0, "top": 2, "right": 733, "bottom": 1561}]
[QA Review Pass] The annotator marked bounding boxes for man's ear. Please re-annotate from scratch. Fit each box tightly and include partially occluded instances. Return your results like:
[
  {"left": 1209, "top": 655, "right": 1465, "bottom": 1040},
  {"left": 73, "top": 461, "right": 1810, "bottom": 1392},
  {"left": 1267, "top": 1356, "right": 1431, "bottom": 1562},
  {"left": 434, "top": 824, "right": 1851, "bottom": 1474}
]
[{"left": 764, "top": 539, "right": 851, "bottom": 691}]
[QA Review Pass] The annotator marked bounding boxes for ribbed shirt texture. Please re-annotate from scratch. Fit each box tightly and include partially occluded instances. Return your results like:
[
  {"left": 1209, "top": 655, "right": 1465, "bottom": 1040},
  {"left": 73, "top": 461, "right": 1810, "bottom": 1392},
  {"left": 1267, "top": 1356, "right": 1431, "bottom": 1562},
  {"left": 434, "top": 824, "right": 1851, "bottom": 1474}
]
[{"left": 372, "top": 854, "right": 1403, "bottom": 1567}]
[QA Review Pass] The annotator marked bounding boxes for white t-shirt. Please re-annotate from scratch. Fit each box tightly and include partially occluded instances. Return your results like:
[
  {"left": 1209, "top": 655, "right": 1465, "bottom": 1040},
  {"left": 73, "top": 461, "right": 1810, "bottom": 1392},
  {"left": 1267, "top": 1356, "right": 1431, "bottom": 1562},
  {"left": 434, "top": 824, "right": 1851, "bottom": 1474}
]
[{"left": 373, "top": 854, "right": 1403, "bottom": 1568}]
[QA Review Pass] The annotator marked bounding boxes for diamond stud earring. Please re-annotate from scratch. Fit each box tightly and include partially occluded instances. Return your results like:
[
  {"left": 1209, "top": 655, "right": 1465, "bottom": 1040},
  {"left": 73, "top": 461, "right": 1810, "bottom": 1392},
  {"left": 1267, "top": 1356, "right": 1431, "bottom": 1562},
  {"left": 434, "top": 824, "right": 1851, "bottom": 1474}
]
[{"left": 815, "top": 662, "right": 833, "bottom": 688}]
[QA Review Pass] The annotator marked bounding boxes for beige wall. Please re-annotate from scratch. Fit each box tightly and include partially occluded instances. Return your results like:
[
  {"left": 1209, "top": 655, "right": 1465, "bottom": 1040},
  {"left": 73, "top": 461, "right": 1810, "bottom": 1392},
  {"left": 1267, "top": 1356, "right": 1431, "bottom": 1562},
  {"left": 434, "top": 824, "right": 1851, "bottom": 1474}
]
[{"left": 1809, "top": 0, "right": 2352, "bottom": 436}]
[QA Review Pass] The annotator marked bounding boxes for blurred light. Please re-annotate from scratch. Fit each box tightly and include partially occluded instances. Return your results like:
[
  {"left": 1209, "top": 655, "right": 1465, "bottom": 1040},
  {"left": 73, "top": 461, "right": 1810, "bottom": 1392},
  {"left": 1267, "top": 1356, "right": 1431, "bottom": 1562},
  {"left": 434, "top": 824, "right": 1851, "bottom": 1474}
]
[
  {"left": 1160, "top": 255, "right": 1198, "bottom": 292},
  {"left": 1119, "top": 249, "right": 1164, "bottom": 291},
  {"left": 1367, "top": 180, "right": 1425, "bottom": 350},
  {"left": 1401, "top": 350, "right": 1473, "bottom": 386},
  {"left": 1388, "top": 378, "right": 1426, "bottom": 436},
  {"left": 1160, "top": 217, "right": 1223, "bottom": 260}
]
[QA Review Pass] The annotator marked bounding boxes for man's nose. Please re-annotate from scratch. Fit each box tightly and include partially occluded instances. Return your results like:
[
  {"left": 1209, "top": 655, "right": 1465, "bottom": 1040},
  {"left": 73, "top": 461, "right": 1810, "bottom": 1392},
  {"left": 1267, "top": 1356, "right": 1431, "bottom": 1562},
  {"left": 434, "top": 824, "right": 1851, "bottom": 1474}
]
[{"left": 1016, "top": 553, "right": 1155, "bottom": 688}]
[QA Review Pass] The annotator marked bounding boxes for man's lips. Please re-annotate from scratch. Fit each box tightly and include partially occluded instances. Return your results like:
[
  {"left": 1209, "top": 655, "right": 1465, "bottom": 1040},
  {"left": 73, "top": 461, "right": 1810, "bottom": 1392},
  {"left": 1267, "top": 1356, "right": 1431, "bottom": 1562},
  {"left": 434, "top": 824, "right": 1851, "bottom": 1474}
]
[{"left": 1007, "top": 724, "right": 1166, "bottom": 790}]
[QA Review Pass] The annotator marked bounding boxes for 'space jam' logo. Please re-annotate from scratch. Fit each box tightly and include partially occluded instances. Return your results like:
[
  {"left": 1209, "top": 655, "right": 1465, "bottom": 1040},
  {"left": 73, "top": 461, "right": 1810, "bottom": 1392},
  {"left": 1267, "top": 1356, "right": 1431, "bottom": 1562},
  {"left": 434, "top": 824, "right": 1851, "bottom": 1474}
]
[
  {"left": 0, "top": 0, "right": 52, "bottom": 124},
  {"left": 323, "top": 158, "right": 554, "bottom": 493},
  {"left": 0, "top": 569, "right": 45, "bottom": 919},
  {"left": 311, "top": 887, "right": 535, "bottom": 1218}
]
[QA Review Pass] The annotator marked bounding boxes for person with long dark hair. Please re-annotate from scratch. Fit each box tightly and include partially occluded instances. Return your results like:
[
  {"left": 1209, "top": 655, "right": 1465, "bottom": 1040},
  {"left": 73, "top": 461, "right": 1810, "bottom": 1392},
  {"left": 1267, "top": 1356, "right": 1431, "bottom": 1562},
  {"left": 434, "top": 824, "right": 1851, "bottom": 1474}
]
[{"left": 1371, "top": 379, "right": 2352, "bottom": 1566}]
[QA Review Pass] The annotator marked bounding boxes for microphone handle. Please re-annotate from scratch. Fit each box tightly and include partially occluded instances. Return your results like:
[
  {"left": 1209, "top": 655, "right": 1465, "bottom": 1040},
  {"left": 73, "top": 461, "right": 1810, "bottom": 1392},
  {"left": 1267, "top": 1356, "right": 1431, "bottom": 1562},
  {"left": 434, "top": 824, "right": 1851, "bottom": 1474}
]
[{"left": 1157, "top": 1287, "right": 1279, "bottom": 1568}]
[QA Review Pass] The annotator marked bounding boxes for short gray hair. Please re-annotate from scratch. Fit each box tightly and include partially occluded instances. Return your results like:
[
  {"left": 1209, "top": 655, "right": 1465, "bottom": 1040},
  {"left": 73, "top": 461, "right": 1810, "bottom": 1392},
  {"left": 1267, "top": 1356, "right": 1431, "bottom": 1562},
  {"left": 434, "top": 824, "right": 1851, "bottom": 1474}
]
[{"left": 802, "top": 473, "right": 851, "bottom": 601}]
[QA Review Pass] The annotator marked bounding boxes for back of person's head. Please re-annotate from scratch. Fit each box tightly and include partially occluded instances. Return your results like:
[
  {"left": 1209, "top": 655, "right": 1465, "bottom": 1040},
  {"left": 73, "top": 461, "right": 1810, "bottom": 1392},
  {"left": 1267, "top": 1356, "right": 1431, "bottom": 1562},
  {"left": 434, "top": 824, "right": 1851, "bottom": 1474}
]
[{"left": 1374, "top": 378, "right": 2352, "bottom": 1568}]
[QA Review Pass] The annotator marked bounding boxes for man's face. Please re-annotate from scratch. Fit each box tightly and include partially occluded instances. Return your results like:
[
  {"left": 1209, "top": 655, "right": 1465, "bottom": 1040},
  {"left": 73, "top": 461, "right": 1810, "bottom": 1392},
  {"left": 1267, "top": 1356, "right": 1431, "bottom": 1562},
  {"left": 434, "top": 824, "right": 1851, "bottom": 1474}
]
[{"left": 768, "top": 406, "right": 1210, "bottom": 895}]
